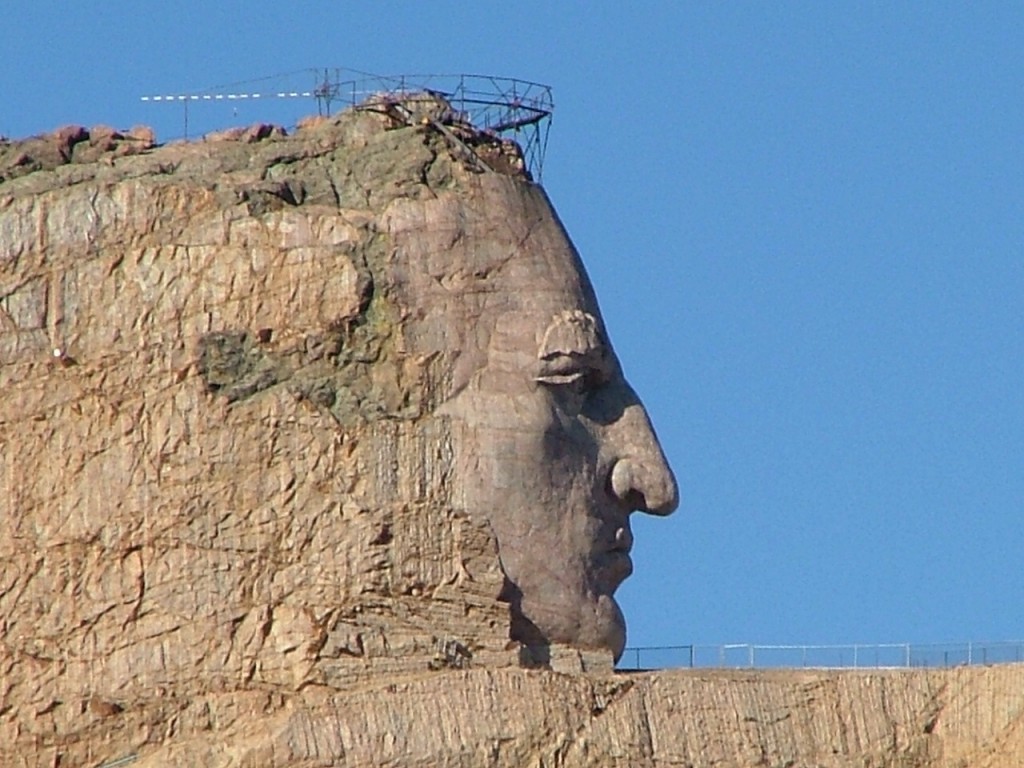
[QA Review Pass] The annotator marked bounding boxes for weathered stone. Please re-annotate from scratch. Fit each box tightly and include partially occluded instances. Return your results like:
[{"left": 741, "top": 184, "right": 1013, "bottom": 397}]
[
  {"left": 205, "top": 122, "right": 288, "bottom": 144},
  {"left": 0, "top": 123, "right": 155, "bottom": 182}
]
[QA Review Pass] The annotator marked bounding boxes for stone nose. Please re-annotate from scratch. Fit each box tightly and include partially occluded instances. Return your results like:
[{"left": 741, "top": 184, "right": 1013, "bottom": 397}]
[
  {"left": 607, "top": 402, "right": 679, "bottom": 516},
  {"left": 610, "top": 456, "right": 678, "bottom": 515}
]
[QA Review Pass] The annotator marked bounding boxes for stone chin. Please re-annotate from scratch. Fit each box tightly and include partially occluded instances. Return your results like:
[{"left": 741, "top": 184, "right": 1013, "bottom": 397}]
[
  {"left": 591, "top": 594, "right": 628, "bottom": 661},
  {"left": 510, "top": 585, "right": 629, "bottom": 662}
]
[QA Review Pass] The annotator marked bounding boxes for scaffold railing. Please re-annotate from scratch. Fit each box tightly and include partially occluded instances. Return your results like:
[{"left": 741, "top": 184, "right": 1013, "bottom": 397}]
[
  {"left": 141, "top": 69, "right": 554, "bottom": 180},
  {"left": 619, "top": 641, "right": 1024, "bottom": 671}
]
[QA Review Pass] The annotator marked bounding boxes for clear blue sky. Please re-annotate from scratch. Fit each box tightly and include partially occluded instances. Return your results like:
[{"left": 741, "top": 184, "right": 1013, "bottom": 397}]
[{"left": 4, "top": 3, "right": 1022, "bottom": 651}]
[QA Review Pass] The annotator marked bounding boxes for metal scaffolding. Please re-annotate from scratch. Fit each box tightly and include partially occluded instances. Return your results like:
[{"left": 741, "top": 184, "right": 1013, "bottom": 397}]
[{"left": 141, "top": 69, "right": 554, "bottom": 180}]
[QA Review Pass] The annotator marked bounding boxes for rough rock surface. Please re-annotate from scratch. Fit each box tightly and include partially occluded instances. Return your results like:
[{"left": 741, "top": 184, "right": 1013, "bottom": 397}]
[
  {"left": 5, "top": 659, "right": 1024, "bottom": 766},
  {"left": 1, "top": 104, "right": 526, "bottom": 762},
  {"left": 0, "top": 124, "right": 156, "bottom": 182},
  {"left": 2, "top": 104, "right": 1021, "bottom": 767}
]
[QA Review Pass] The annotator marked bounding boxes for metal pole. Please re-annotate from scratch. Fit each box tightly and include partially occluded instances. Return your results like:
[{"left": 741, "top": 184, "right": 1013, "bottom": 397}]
[{"left": 689, "top": 645, "right": 695, "bottom": 668}]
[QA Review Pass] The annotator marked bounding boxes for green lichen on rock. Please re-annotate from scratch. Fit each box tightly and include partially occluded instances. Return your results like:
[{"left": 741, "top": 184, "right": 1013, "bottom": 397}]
[
  {"left": 196, "top": 230, "right": 419, "bottom": 427},
  {"left": 180, "top": 103, "right": 467, "bottom": 425},
  {"left": 287, "top": 232, "right": 417, "bottom": 427},
  {"left": 197, "top": 331, "right": 283, "bottom": 403}
]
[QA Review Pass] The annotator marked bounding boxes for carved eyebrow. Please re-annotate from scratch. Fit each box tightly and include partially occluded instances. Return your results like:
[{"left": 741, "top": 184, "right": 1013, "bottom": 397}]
[{"left": 537, "top": 309, "right": 605, "bottom": 361}]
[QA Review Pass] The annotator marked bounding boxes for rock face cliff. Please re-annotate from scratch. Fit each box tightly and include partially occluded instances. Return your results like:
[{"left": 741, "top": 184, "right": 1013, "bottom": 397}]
[
  {"left": 1, "top": 103, "right": 526, "bottom": 762},
  {"left": 2, "top": 104, "right": 1022, "bottom": 767}
]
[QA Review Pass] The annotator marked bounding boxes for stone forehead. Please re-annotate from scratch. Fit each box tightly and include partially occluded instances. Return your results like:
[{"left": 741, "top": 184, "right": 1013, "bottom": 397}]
[
  {"left": 378, "top": 179, "right": 604, "bottom": 371},
  {"left": 383, "top": 178, "right": 591, "bottom": 293}
]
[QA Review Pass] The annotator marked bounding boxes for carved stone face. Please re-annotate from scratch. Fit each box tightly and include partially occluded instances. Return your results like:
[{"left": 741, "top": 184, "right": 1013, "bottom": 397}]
[
  {"left": 0, "top": 118, "right": 677, "bottom": 765},
  {"left": 385, "top": 175, "right": 678, "bottom": 660}
]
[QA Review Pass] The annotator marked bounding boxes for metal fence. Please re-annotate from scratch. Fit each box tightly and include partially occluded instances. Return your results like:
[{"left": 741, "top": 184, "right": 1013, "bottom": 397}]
[{"left": 618, "top": 641, "right": 1024, "bottom": 671}]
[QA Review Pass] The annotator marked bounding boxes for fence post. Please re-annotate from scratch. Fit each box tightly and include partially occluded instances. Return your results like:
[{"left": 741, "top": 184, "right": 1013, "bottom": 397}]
[
  {"left": 634, "top": 648, "right": 641, "bottom": 670},
  {"left": 904, "top": 644, "right": 911, "bottom": 667},
  {"left": 689, "top": 645, "right": 695, "bottom": 669},
  {"left": 749, "top": 645, "right": 754, "bottom": 668}
]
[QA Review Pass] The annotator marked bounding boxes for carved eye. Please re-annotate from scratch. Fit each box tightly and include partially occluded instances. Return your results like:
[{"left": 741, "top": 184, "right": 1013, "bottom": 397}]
[
  {"left": 535, "top": 362, "right": 606, "bottom": 395},
  {"left": 535, "top": 370, "right": 586, "bottom": 386}
]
